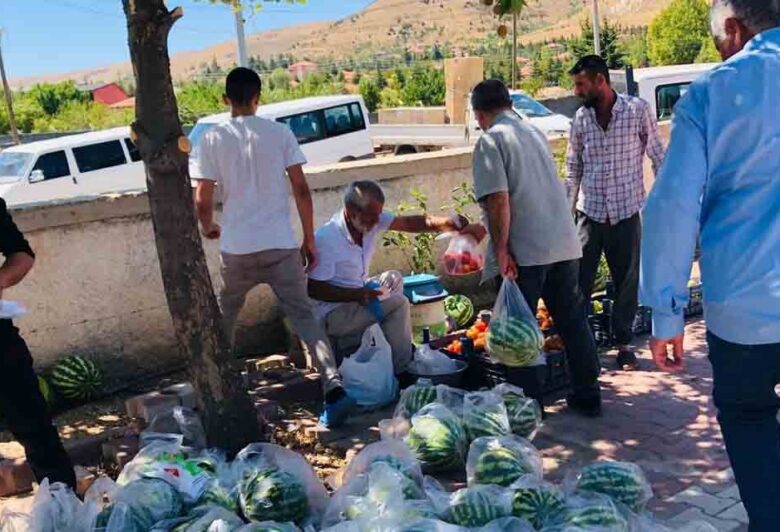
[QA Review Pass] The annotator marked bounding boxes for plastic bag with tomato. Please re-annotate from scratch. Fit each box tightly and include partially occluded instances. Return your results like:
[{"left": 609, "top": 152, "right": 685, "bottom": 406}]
[{"left": 441, "top": 234, "right": 484, "bottom": 276}]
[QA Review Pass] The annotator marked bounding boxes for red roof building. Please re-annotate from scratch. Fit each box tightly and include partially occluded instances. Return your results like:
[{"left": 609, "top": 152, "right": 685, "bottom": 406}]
[{"left": 77, "top": 82, "right": 129, "bottom": 106}]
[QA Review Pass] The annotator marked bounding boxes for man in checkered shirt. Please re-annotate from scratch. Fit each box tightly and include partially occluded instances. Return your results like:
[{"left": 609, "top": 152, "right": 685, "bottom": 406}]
[{"left": 566, "top": 55, "right": 665, "bottom": 371}]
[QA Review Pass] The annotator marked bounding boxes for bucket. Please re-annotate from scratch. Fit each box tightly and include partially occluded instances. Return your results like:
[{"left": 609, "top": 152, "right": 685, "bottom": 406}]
[{"left": 403, "top": 274, "right": 448, "bottom": 343}]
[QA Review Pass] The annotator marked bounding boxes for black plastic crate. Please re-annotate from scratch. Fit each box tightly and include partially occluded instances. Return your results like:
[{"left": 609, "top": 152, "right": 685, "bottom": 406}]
[
  {"left": 588, "top": 298, "right": 614, "bottom": 348},
  {"left": 685, "top": 283, "right": 703, "bottom": 317},
  {"left": 632, "top": 306, "right": 653, "bottom": 335}
]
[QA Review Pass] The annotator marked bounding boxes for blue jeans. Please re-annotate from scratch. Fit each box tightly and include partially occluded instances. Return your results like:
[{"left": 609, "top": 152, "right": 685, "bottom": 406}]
[{"left": 707, "top": 332, "right": 780, "bottom": 531}]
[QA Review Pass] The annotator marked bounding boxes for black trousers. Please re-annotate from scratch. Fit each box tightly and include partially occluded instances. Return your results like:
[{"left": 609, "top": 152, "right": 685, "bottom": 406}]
[
  {"left": 0, "top": 327, "right": 75, "bottom": 488},
  {"left": 507, "top": 259, "right": 602, "bottom": 400},
  {"left": 577, "top": 212, "right": 641, "bottom": 347}
]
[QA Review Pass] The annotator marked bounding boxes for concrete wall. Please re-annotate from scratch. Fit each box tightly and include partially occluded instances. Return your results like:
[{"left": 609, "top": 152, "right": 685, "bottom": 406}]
[
  {"left": 8, "top": 149, "right": 476, "bottom": 385},
  {"left": 377, "top": 107, "right": 448, "bottom": 125}
]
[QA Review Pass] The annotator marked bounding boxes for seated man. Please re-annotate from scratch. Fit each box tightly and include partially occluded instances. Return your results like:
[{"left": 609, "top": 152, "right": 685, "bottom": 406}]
[{"left": 308, "top": 181, "right": 467, "bottom": 381}]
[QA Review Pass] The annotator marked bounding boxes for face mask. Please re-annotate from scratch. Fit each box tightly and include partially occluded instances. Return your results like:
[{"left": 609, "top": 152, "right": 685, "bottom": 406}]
[{"left": 350, "top": 215, "right": 370, "bottom": 234}]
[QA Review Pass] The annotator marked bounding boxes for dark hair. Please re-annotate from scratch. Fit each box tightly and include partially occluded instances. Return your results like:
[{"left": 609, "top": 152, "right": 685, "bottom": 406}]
[
  {"left": 344, "top": 180, "right": 385, "bottom": 209},
  {"left": 225, "top": 67, "right": 262, "bottom": 106},
  {"left": 568, "top": 55, "right": 611, "bottom": 85},
  {"left": 471, "top": 79, "right": 513, "bottom": 113}
]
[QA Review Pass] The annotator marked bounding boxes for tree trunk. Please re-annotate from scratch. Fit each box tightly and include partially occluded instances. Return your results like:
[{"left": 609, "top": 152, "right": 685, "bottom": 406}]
[{"left": 122, "top": 0, "right": 260, "bottom": 454}]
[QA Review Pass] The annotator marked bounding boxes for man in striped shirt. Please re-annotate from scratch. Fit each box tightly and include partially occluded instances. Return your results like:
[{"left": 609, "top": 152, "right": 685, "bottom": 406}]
[{"left": 566, "top": 55, "right": 665, "bottom": 370}]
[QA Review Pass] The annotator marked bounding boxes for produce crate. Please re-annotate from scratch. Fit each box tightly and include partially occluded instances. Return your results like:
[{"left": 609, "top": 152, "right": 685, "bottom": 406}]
[
  {"left": 588, "top": 298, "right": 614, "bottom": 348},
  {"left": 632, "top": 306, "right": 653, "bottom": 335},
  {"left": 685, "top": 283, "right": 703, "bottom": 318}
]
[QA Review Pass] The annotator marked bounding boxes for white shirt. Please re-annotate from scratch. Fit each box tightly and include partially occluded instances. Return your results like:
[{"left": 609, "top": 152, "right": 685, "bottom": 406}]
[
  {"left": 309, "top": 210, "right": 395, "bottom": 319},
  {"left": 196, "top": 115, "right": 307, "bottom": 255}
]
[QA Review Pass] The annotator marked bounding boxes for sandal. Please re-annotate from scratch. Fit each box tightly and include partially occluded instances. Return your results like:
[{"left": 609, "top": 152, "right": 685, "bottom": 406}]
[{"left": 617, "top": 350, "right": 639, "bottom": 371}]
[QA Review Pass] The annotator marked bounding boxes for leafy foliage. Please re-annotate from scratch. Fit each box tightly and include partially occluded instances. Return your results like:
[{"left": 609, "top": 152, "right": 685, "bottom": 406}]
[
  {"left": 401, "top": 65, "right": 445, "bottom": 107},
  {"left": 28, "top": 81, "right": 89, "bottom": 116},
  {"left": 359, "top": 77, "right": 381, "bottom": 113},
  {"left": 382, "top": 189, "right": 438, "bottom": 274},
  {"left": 648, "top": 0, "right": 712, "bottom": 65},
  {"left": 695, "top": 36, "right": 721, "bottom": 63},
  {"left": 568, "top": 18, "right": 626, "bottom": 69}
]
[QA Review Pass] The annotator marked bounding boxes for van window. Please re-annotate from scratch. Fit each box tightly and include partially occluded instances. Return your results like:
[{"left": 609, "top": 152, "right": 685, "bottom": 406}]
[
  {"left": 656, "top": 83, "right": 691, "bottom": 120},
  {"left": 349, "top": 103, "right": 366, "bottom": 130},
  {"left": 32, "top": 151, "right": 70, "bottom": 180},
  {"left": 324, "top": 104, "right": 364, "bottom": 137},
  {"left": 125, "top": 138, "right": 142, "bottom": 162},
  {"left": 73, "top": 140, "right": 128, "bottom": 173},
  {"left": 277, "top": 112, "right": 326, "bottom": 145}
]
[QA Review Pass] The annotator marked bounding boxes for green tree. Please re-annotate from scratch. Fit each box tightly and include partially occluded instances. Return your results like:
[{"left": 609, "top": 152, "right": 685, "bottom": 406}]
[
  {"left": 268, "top": 68, "right": 291, "bottom": 91},
  {"left": 695, "top": 36, "right": 721, "bottom": 63},
  {"left": 648, "top": 0, "right": 711, "bottom": 65},
  {"left": 569, "top": 18, "right": 626, "bottom": 69},
  {"left": 176, "top": 81, "right": 225, "bottom": 124},
  {"left": 622, "top": 28, "right": 650, "bottom": 67},
  {"left": 359, "top": 77, "right": 381, "bottom": 112},
  {"left": 28, "top": 81, "right": 89, "bottom": 116},
  {"left": 401, "top": 65, "right": 445, "bottom": 106}
]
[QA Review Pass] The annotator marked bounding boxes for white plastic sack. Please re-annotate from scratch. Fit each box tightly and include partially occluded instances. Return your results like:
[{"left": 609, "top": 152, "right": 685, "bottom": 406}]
[
  {"left": 84, "top": 476, "right": 119, "bottom": 511},
  {"left": 143, "top": 407, "right": 207, "bottom": 451},
  {"left": 340, "top": 324, "right": 399, "bottom": 408},
  {"left": 150, "top": 505, "right": 244, "bottom": 531},
  {"left": 29, "top": 479, "right": 99, "bottom": 532},
  {"left": 466, "top": 435, "right": 543, "bottom": 488},
  {"left": 341, "top": 439, "right": 424, "bottom": 491},
  {"left": 0, "top": 509, "right": 30, "bottom": 532},
  {"left": 409, "top": 345, "right": 458, "bottom": 376}
]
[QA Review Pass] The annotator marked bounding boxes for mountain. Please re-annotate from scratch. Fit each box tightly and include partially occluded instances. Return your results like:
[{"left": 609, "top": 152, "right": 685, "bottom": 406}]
[{"left": 11, "top": 0, "right": 670, "bottom": 88}]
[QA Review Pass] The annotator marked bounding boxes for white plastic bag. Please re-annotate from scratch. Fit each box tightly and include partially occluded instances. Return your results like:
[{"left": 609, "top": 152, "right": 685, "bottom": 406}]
[
  {"left": 478, "top": 516, "right": 535, "bottom": 532},
  {"left": 441, "top": 234, "right": 484, "bottom": 276},
  {"left": 409, "top": 345, "right": 458, "bottom": 376},
  {"left": 493, "top": 384, "right": 543, "bottom": 440},
  {"left": 341, "top": 439, "right": 424, "bottom": 492},
  {"left": 567, "top": 461, "right": 653, "bottom": 514},
  {"left": 29, "top": 479, "right": 100, "bottom": 532},
  {"left": 340, "top": 324, "right": 399, "bottom": 408},
  {"left": 235, "top": 522, "right": 302, "bottom": 532},
  {"left": 466, "top": 435, "right": 543, "bottom": 488},
  {"left": 487, "top": 279, "right": 544, "bottom": 367},
  {"left": 101, "top": 478, "right": 185, "bottom": 531},
  {"left": 84, "top": 476, "right": 119, "bottom": 511},
  {"left": 0, "top": 509, "right": 30, "bottom": 532},
  {"left": 462, "top": 390, "right": 511, "bottom": 441},
  {"left": 150, "top": 505, "right": 244, "bottom": 531}
]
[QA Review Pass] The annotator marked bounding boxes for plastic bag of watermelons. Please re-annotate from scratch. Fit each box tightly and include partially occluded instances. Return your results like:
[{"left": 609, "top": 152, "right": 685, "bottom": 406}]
[
  {"left": 28, "top": 479, "right": 100, "bottom": 532},
  {"left": 426, "top": 480, "right": 514, "bottom": 529},
  {"left": 466, "top": 435, "right": 543, "bottom": 488},
  {"left": 566, "top": 461, "right": 653, "bottom": 514},
  {"left": 340, "top": 439, "right": 424, "bottom": 495},
  {"left": 404, "top": 403, "right": 468, "bottom": 473},
  {"left": 542, "top": 492, "right": 631, "bottom": 532},
  {"left": 395, "top": 379, "right": 440, "bottom": 420},
  {"left": 232, "top": 443, "right": 328, "bottom": 528},
  {"left": 234, "top": 522, "right": 302, "bottom": 532},
  {"left": 488, "top": 279, "right": 544, "bottom": 367},
  {"left": 506, "top": 475, "right": 567, "bottom": 529},
  {"left": 477, "top": 516, "right": 535, "bottom": 532},
  {"left": 462, "top": 390, "right": 511, "bottom": 442},
  {"left": 493, "top": 383, "right": 543, "bottom": 440},
  {"left": 190, "top": 448, "right": 241, "bottom": 513},
  {"left": 149, "top": 504, "right": 244, "bottom": 531},
  {"left": 97, "top": 478, "right": 185, "bottom": 532}
]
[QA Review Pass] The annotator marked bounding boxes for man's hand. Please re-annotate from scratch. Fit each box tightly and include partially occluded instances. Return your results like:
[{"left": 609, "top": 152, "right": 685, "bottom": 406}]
[
  {"left": 497, "top": 248, "right": 518, "bottom": 281},
  {"left": 460, "top": 223, "right": 488, "bottom": 244},
  {"left": 650, "top": 335, "right": 685, "bottom": 372},
  {"left": 200, "top": 222, "right": 221, "bottom": 240},
  {"left": 301, "top": 237, "right": 318, "bottom": 273},
  {"left": 359, "top": 288, "right": 384, "bottom": 305},
  {"left": 446, "top": 214, "right": 470, "bottom": 232}
]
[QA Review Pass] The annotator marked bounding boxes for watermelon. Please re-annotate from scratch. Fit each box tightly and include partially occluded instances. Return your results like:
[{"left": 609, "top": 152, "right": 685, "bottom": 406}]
[
  {"left": 463, "top": 391, "right": 511, "bottom": 441},
  {"left": 487, "top": 317, "right": 543, "bottom": 367},
  {"left": 575, "top": 461, "right": 652, "bottom": 512},
  {"left": 554, "top": 504, "right": 629, "bottom": 531},
  {"left": 103, "top": 478, "right": 184, "bottom": 532},
  {"left": 235, "top": 524, "right": 301, "bottom": 532},
  {"left": 512, "top": 486, "right": 566, "bottom": 529},
  {"left": 367, "top": 459, "right": 423, "bottom": 500},
  {"left": 444, "top": 295, "right": 475, "bottom": 328},
  {"left": 594, "top": 254, "right": 610, "bottom": 293},
  {"left": 51, "top": 356, "right": 103, "bottom": 401},
  {"left": 396, "top": 383, "right": 438, "bottom": 419},
  {"left": 447, "top": 486, "right": 511, "bottom": 527},
  {"left": 472, "top": 447, "right": 533, "bottom": 487},
  {"left": 404, "top": 404, "right": 467, "bottom": 473},
  {"left": 502, "top": 393, "right": 542, "bottom": 440},
  {"left": 160, "top": 505, "right": 244, "bottom": 532},
  {"left": 240, "top": 468, "right": 310, "bottom": 524},
  {"left": 198, "top": 481, "right": 239, "bottom": 513}
]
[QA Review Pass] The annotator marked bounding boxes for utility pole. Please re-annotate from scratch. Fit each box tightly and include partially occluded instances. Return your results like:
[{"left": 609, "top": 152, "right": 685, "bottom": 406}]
[
  {"left": 591, "top": 0, "right": 601, "bottom": 56},
  {"left": 512, "top": 12, "right": 518, "bottom": 90},
  {"left": 234, "top": 8, "right": 249, "bottom": 68},
  {"left": 0, "top": 29, "right": 20, "bottom": 145}
]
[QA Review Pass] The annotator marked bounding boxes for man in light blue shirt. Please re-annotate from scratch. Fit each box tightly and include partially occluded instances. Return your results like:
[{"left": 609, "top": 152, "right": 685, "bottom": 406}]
[{"left": 640, "top": 1, "right": 780, "bottom": 527}]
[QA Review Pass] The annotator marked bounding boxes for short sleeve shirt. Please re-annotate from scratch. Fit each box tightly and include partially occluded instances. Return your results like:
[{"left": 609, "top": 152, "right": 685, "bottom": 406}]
[
  {"left": 196, "top": 115, "right": 307, "bottom": 255},
  {"left": 0, "top": 198, "right": 33, "bottom": 333},
  {"left": 472, "top": 111, "right": 581, "bottom": 279},
  {"left": 309, "top": 210, "right": 395, "bottom": 318}
]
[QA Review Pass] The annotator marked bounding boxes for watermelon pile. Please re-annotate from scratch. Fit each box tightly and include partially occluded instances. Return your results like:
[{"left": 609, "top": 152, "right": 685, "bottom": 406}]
[
  {"left": 445, "top": 486, "right": 512, "bottom": 527},
  {"left": 240, "top": 469, "right": 310, "bottom": 524},
  {"left": 462, "top": 391, "right": 511, "bottom": 442},
  {"left": 511, "top": 483, "right": 566, "bottom": 529},
  {"left": 395, "top": 381, "right": 438, "bottom": 420},
  {"left": 51, "top": 355, "right": 103, "bottom": 401},
  {"left": 98, "top": 478, "right": 184, "bottom": 531},
  {"left": 574, "top": 461, "right": 653, "bottom": 512},
  {"left": 404, "top": 404, "right": 467, "bottom": 473},
  {"left": 486, "top": 316, "right": 544, "bottom": 367},
  {"left": 443, "top": 295, "right": 475, "bottom": 328},
  {"left": 501, "top": 392, "right": 542, "bottom": 440}
]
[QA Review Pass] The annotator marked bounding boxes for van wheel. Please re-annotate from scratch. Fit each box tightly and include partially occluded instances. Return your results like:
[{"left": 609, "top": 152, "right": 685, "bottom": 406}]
[
  {"left": 339, "top": 156, "right": 357, "bottom": 162},
  {"left": 395, "top": 145, "right": 417, "bottom": 155}
]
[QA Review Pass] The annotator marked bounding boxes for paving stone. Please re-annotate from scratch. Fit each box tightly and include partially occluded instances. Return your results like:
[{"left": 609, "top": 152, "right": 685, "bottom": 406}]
[
  {"left": 667, "top": 508, "right": 740, "bottom": 532},
  {"left": 717, "top": 503, "right": 748, "bottom": 524},
  {"left": 0, "top": 458, "right": 35, "bottom": 497},
  {"left": 253, "top": 373, "right": 321, "bottom": 403},
  {"left": 715, "top": 484, "right": 741, "bottom": 501},
  {"left": 668, "top": 486, "right": 736, "bottom": 517}
]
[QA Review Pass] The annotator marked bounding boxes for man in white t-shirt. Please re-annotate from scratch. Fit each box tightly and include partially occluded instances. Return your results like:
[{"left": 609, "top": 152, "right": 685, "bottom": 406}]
[
  {"left": 193, "top": 68, "right": 353, "bottom": 428},
  {"left": 308, "top": 181, "right": 467, "bottom": 382}
]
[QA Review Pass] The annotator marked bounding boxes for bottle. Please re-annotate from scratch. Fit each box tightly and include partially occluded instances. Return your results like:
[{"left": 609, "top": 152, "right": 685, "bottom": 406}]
[{"left": 422, "top": 326, "right": 431, "bottom": 345}]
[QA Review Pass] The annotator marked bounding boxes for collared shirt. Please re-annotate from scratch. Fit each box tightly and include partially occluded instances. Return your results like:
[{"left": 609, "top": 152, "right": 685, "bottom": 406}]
[
  {"left": 0, "top": 198, "right": 34, "bottom": 336},
  {"left": 640, "top": 28, "right": 780, "bottom": 345},
  {"left": 308, "top": 210, "right": 395, "bottom": 319},
  {"left": 566, "top": 93, "right": 665, "bottom": 224},
  {"left": 472, "top": 111, "right": 582, "bottom": 279}
]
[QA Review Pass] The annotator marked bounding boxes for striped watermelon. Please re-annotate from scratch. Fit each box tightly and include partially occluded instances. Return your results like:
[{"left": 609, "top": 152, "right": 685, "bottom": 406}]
[
  {"left": 446, "top": 486, "right": 511, "bottom": 527},
  {"left": 472, "top": 447, "right": 532, "bottom": 487},
  {"left": 502, "top": 393, "right": 542, "bottom": 440},
  {"left": 511, "top": 486, "right": 566, "bottom": 529},
  {"left": 404, "top": 404, "right": 467, "bottom": 473},
  {"left": 487, "top": 317, "right": 543, "bottom": 367},
  {"left": 444, "top": 295, "right": 475, "bottom": 328},
  {"left": 51, "top": 356, "right": 103, "bottom": 401},
  {"left": 575, "top": 461, "right": 652, "bottom": 512},
  {"left": 198, "top": 481, "right": 239, "bottom": 513},
  {"left": 397, "top": 382, "right": 438, "bottom": 419},
  {"left": 37, "top": 375, "right": 54, "bottom": 405},
  {"left": 462, "top": 391, "right": 511, "bottom": 442},
  {"left": 239, "top": 469, "right": 310, "bottom": 524},
  {"left": 554, "top": 503, "right": 629, "bottom": 531}
]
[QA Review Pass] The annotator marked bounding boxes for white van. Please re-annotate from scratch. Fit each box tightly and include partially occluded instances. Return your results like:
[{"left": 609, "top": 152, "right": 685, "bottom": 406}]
[
  {"left": 467, "top": 89, "right": 572, "bottom": 141},
  {"left": 188, "top": 95, "right": 375, "bottom": 173},
  {"left": 611, "top": 63, "right": 718, "bottom": 121},
  {"left": 0, "top": 127, "right": 145, "bottom": 204}
]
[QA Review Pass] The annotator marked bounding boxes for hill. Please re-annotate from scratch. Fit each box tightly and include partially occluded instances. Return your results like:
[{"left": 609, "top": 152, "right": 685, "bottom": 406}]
[{"left": 11, "top": 0, "right": 671, "bottom": 88}]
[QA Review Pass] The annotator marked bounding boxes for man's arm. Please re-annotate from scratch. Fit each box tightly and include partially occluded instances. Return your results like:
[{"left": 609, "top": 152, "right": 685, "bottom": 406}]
[
  {"left": 194, "top": 180, "right": 220, "bottom": 239},
  {"left": 641, "top": 102, "right": 666, "bottom": 176},
  {"left": 287, "top": 164, "right": 317, "bottom": 270},
  {"left": 0, "top": 199, "right": 35, "bottom": 295},
  {"left": 308, "top": 280, "right": 382, "bottom": 305},
  {"left": 640, "top": 89, "right": 707, "bottom": 359},
  {"left": 388, "top": 214, "right": 468, "bottom": 234},
  {"left": 481, "top": 192, "right": 516, "bottom": 280},
  {"left": 565, "top": 115, "right": 584, "bottom": 211}
]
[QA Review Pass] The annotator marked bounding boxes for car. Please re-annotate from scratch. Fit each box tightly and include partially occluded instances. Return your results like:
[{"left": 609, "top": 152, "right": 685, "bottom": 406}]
[{"left": 467, "top": 89, "right": 572, "bottom": 140}]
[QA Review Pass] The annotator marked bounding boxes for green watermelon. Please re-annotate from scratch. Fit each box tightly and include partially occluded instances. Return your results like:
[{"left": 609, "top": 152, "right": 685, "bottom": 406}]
[
  {"left": 473, "top": 447, "right": 532, "bottom": 487},
  {"left": 512, "top": 486, "right": 566, "bottom": 529},
  {"left": 235, "top": 524, "right": 301, "bottom": 532},
  {"left": 51, "top": 356, "right": 103, "bottom": 401},
  {"left": 502, "top": 393, "right": 542, "bottom": 439},
  {"left": 444, "top": 295, "right": 475, "bottom": 328},
  {"left": 556, "top": 504, "right": 629, "bottom": 531},
  {"left": 397, "top": 383, "right": 438, "bottom": 419},
  {"left": 463, "top": 392, "right": 511, "bottom": 441},
  {"left": 367, "top": 459, "right": 423, "bottom": 499},
  {"left": 239, "top": 469, "right": 310, "bottom": 524},
  {"left": 575, "top": 462, "right": 652, "bottom": 512},
  {"left": 594, "top": 254, "right": 610, "bottom": 293},
  {"left": 487, "top": 317, "right": 543, "bottom": 367},
  {"left": 404, "top": 404, "right": 467, "bottom": 473},
  {"left": 37, "top": 375, "right": 54, "bottom": 405},
  {"left": 198, "top": 481, "right": 239, "bottom": 513},
  {"left": 104, "top": 478, "right": 184, "bottom": 532},
  {"left": 447, "top": 487, "right": 510, "bottom": 527}
]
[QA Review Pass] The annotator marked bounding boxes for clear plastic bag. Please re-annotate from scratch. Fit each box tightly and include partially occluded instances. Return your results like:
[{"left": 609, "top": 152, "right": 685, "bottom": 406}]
[
  {"left": 507, "top": 475, "right": 566, "bottom": 529},
  {"left": 400, "top": 519, "right": 467, "bottom": 532},
  {"left": 29, "top": 479, "right": 100, "bottom": 532},
  {"left": 567, "top": 461, "right": 653, "bottom": 513},
  {"left": 394, "top": 380, "right": 438, "bottom": 420},
  {"left": 235, "top": 522, "right": 303, "bottom": 532},
  {"left": 466, "top": 435, "right": 543, "bottom": 488},
  {"left": 150, "top": 505, "right": 244, "bottom": 531},
  {"left": 545, "top": 492, "right": 630, "bottom": 532},
  {"left": 493, "top": 384, "right": 543, "bottom": 440},
  {"left": 435, "top": 384, "right": 466, "bottom": 417},
  {"left": 192, "top": 449, "right": 239, "bottom": 513},
  {"left": 487, "top": 279, "right": 544, "bottom": 367},
  {"left": 442, "top": 234, "right": 484, "bottom": 276},
  {"left": 340, "top": 324, "right": 399, "bottom": 408},
  {"left": 434, "top": 485, "right": 514, "bottom": 528},
  {"left": 116, "top": 439, "right": 184, "bottom": 486},
  {"left": 404, "top": 403, "right": 468, "bottom": 473},
  {"left": 462, "top": 390, "right": 511, "bottom": 441},
  {"left": 84, "top": 476, "right": 119, "bottom": 511},
  {"left": 341, "top": 439, "right": 424, "bottom": 492},
  {"left": 409, "top": 345, "right": 458, "bottom": 376},
  {"left": 0, "top": 509, "right": 30, "bottom": 532},
  {"left": 101, "top": 478, "right": 185, "bottom": 532},
  {"left": 478, "top": 516, "right": 535, "bottom": 532}
]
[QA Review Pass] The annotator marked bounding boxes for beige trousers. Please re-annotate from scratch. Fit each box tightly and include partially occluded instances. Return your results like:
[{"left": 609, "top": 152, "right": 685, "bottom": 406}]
[{"left": 218, "top": 248, "right": 341, "bottom": 393}]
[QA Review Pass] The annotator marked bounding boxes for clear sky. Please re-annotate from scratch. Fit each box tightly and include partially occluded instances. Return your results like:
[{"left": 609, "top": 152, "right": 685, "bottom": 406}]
[{"left": 1, "top": 0, "right": 374, "bottom": 80}]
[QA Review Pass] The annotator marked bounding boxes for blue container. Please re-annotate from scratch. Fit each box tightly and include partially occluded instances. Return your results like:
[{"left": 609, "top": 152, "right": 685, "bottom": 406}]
[
  {"left": 403, "top": 274, "right": 449, "bottom": 343},
  {"left": 402, "top": 274, "right": 448, "bottom": 304}
]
